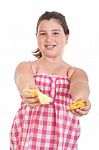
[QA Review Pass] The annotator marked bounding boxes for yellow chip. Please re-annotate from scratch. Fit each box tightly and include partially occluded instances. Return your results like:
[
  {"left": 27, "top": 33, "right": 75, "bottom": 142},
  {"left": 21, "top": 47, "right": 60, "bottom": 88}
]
[
  {"left": 27, "top": 88, "right": 38, "bottom": 97},
  {"left": 27, "top": 88, "right": 52, "bottom": 104},
  {"left": 38, "top": 90, "right": 52, "bottom": 104},
  {"left": 67, "top": 99, "right": 86, "bottom": 110}
]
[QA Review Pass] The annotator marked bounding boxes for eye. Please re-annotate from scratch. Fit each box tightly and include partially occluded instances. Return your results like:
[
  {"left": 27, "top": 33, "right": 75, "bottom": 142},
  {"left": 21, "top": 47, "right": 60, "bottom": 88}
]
[
  {"left": 39, "top": 32, "right": 46, "bottom": 36},
  {"left": 53, "top": 32, "right": 60, "bottom": 36}
]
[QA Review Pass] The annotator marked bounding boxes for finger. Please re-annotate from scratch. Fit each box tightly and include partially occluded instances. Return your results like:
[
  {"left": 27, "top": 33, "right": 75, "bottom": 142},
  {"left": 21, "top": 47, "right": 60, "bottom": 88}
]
[
  {"left": 24, "top": 96, "right": 35, "bottom": 99},
  {"left": 80, "top": 106, "right": 89, "bottom": 111},
  {"left": 26, "top": 98, "right": 39, "bottom": 104},
  {"left": 74, "top": 108, "right": 89, "bottom": 116},
  {"left": 71, "top": 110, "right": 83, "bottom": 117},
  {"left": 85, "top": 99, "right": 91, "bottom": 107},
  {"left": 27, "top": 102, "right": 40, "bottom": 108},
  {"left": 22, "top": 93, "right": 36, "bottom": 98},
  {"left": 23, "top": 96, "right": 39, "bottom": 104},
  {"left": 24, "top": 99, "right": 40, "bottom": 108},
  {"left": 80, "top": 102, "right": 91, "bottom": 111},
  {"left": 22, "top": 88, "right": 37, "bottom": 98}
]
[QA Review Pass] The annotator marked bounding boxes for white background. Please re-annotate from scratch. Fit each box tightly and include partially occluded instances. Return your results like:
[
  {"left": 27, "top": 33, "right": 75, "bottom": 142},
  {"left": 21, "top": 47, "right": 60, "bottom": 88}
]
[{"left": 0, "top": 0, "right": 99, "bottom": 149}]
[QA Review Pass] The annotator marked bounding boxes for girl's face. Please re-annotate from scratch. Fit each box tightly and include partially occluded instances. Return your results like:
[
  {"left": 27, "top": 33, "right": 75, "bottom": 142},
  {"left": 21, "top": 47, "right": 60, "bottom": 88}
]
[{"left": 36, "top": 19, "right": 68, "bottom": 58}]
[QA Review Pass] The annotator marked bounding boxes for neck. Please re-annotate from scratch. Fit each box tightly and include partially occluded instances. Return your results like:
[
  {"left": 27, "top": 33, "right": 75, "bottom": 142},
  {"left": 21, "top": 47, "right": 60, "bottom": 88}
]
[{"left": 40, "top": 56, "right": 63, "bottom": 64}]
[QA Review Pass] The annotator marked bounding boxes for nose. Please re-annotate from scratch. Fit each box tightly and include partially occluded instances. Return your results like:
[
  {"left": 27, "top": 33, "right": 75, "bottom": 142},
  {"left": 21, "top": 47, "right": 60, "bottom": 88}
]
[{"left": 46, "top": 34, "right": 53, "bottom": 42}]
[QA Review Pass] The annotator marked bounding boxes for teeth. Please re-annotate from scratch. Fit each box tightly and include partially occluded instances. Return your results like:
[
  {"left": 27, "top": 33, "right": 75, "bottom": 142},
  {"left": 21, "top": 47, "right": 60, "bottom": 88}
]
[{"left": 46, "top": 45, "right": 55, "bottom": 49}]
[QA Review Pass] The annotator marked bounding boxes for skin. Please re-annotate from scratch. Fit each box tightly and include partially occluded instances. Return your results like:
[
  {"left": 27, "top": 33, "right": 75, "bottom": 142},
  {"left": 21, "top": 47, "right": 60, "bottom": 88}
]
[
  {"left": 15, "top": 18, "right": 91, "bottom": 116},
  {"left": 36, "top": 19, "right": 68, "bottom": 59}
]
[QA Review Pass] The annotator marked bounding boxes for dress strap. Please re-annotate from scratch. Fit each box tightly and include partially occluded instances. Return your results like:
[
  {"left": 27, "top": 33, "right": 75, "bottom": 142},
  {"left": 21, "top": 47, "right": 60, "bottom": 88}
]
[
  {"left": 67, "top": 66, "right": 75, "bottom": 79},
  {"left": 28, "top": 61, "right": 38, "bottom": 75}
]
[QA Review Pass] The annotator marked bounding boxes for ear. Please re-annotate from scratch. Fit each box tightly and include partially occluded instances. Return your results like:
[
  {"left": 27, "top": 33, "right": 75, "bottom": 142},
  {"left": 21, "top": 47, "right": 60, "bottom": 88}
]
[{"left": 65, "top": 35, "right": 69, "bottom": 44}]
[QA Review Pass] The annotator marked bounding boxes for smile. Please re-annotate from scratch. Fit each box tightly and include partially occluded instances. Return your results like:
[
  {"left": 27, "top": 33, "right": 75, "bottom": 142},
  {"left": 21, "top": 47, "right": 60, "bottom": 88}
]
[{"left": 45, "top": 45, "right": 56, "bottom": 49}]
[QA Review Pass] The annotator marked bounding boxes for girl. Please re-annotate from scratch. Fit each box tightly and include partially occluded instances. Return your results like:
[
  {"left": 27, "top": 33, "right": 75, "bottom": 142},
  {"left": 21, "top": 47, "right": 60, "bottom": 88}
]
[{"left": 10, "top": 11, "right": 91, "bottom": 149}]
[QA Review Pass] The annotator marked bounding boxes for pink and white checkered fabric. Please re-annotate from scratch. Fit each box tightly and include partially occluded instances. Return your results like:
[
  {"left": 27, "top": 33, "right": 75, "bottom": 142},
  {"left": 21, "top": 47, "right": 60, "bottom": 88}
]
[{"left": 10, "top": 73, "right": 80, "bottom": 150}]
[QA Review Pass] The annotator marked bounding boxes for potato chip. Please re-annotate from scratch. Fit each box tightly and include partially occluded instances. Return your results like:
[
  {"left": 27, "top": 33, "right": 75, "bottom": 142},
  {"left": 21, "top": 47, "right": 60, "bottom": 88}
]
[
  {"left": 67, "top": 99, "right": 86, "bottom": 110},
  {"left": 27, "top": 88, "right": 38, "bottom": 97},
  {"left": 27, "top": 88, "right": 52, "bottom": 104}
]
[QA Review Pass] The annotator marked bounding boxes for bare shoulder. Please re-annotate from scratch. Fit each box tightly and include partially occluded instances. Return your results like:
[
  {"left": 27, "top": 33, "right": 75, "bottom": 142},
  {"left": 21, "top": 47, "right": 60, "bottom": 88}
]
[
  {"left": 16, "top": 61, "right": 29, "bottom": 67},
  {"left": 70, "top": 67, "right": 89, "bottom": 82},
  {"left": 15, "top": 61, "right": 31, "bottom": 73},
  {"left": 15, "top": 60, "right": 38, "bottom": 75},
  {"left": 74, "top": 67, "right": 88, "bottom": 77}
]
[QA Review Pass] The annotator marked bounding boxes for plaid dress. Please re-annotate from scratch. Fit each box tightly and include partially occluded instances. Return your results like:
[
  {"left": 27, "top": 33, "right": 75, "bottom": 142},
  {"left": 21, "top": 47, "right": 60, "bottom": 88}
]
[{"left": 10, "top": 73, "right": 80, "bottom": 150}]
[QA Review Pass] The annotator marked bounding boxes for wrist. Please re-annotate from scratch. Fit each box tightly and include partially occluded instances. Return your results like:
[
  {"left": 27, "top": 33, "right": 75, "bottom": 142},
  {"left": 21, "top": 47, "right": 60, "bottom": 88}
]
[{"left": 72, "top": 95, "right": 88, "bottom": 102}]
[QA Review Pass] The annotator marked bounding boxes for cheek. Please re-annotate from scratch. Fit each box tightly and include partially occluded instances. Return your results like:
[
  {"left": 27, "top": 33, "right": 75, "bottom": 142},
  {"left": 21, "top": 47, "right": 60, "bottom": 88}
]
[
  {"left": 37, "top": 38, "right": 43, "bottom": 47},
  {"left": 58, "top": 39, "right": 66, "bottom": 47},
  {"left": 57, "top": 36, "right": 66, "bottom": 43}
]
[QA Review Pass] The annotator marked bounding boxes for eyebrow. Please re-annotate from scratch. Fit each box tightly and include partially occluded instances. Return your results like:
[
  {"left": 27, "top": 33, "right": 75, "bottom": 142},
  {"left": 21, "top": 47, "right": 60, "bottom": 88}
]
[{"left": 38, "top": 29, "right": 61, "bottom": 33}]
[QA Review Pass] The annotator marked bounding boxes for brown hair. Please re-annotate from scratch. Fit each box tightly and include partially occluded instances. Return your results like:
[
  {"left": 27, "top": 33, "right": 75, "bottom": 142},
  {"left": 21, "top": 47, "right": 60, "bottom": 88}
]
[{"left": 32, "top": 11, "right": 69, "bottom": 59}]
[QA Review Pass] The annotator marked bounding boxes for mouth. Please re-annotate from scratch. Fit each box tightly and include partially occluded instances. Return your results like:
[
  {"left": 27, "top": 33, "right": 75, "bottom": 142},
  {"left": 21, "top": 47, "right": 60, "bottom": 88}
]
[{"left": 45, "top": 45, "right": 56, "bottom": 50}]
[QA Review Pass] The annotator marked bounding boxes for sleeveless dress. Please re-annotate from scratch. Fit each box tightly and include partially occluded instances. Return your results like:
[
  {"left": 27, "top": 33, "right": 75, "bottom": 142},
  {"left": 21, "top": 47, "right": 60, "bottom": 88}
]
[{"left": 10, "top": 64, "right": 80, "bottom": 150}]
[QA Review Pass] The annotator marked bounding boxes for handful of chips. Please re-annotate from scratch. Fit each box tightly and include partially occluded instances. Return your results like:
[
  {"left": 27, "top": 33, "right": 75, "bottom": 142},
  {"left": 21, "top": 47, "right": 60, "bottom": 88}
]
[
  {"left": 27, "top": 88, "right": 52, "bottom": 104},
  {"left": 67, "top": 99, "right": 86, "bottom": 110}
]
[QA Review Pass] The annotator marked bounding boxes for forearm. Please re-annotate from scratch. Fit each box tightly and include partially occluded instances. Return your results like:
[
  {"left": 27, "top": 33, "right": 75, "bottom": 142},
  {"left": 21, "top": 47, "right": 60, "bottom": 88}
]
[
  {"left": 15, "top": 73, "right": 36, "bottom": 94},
  {"left": 69, "top": 81, "right": 90, "bottom": 101}
]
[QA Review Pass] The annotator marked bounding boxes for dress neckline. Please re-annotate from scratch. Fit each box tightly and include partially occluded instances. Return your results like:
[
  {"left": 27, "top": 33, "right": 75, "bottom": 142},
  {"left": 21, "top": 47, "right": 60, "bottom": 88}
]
[
  {"left": 30, "top": 61, "right": 72, "bottom": 80},
  {"left": 33, "top": 72, "right": 70, "bottom": 80}
]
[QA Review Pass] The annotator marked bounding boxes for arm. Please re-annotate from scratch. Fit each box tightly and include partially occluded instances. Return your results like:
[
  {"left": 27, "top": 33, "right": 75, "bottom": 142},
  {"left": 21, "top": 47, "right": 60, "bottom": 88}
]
[
  {"left": 68, "top": 67, "right": 91, "bottom": 116},
  {"left": 14, "top": 61, "right": 36, "bottom": 94},
  {"left": 69, "top": 67, "right": 90, "bottom": 101},
  {"left": 14, "top": 61, "right": 40, "bottom": 107}
]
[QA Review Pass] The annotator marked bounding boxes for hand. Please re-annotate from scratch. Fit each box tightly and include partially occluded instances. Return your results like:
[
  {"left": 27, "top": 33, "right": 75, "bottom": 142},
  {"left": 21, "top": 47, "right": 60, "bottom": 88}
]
[
  {"left": 71, "top": 99, "right": 91, "bottom": 117},
  {"left": 21, "top": 87, "right": 40, "bottom": 108}
]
